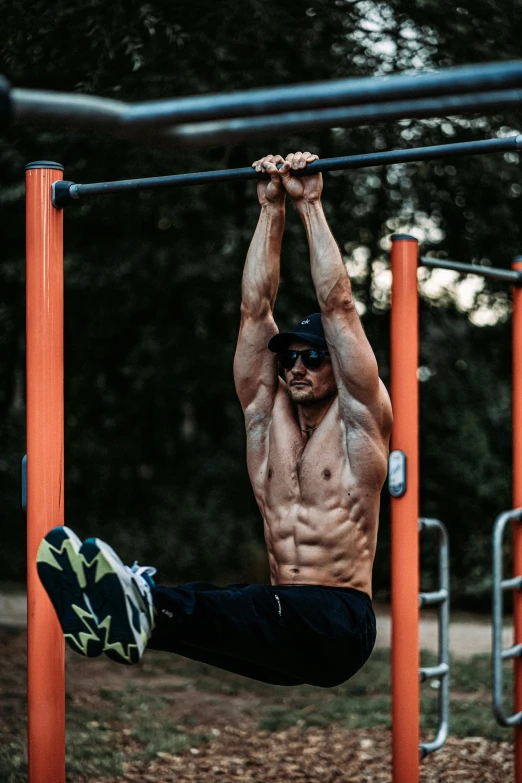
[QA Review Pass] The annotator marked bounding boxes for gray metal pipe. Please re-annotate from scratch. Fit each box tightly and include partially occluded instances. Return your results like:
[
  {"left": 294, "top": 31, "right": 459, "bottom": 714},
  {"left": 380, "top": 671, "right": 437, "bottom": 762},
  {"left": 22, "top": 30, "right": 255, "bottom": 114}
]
[
  {"left": 123, "top": 60, "right": 522, "bottom": 128},
  {"left": 492, "top": 509, "right": 522, "bottom": 727},
  {"left": 11, "top": 88, "right": 126, "bottom": 130},
  {"left": 420, "top": 257, "right": 522, "bottom": 286},
  {"left": 153, "top": 88, "right": 522, "bottom": 148},
  {"left": 9, "top": 60, "right": 522, "bottom": 134},
  {"left": 419, "top": 517, "right": 450, "bottom": 760},
  {"left": 52, "top": 135, "right": 522, "bottom": 208}
]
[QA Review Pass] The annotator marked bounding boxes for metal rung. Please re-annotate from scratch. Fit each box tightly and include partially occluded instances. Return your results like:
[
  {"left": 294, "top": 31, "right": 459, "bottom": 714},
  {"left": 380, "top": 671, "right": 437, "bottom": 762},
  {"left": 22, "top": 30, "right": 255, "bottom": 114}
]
[
  {"left": 419, "top": 589, "right": 448, "bottom": 607},
  {"left": 420, "top": 663, "right": 449, "bottom": 682},
  {"left": 501, "top": 576, "right": 522, "bottom": 591},
  {"left": 418, "top": 517, "right": 450, "bottom": 759},
  {"left": 492, "top": 508, "right": 522, "bottom": 727},
  {"left": 501, "top": 644, "right": 522, "bottom": 660}
]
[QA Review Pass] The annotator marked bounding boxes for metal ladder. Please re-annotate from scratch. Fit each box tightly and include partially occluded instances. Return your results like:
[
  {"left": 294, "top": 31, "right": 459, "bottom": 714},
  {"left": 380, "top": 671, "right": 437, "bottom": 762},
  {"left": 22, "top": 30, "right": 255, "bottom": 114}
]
[
  {"left": 492, "top": 508, "right": 522, "bottom": 726},
  {"left": 419, "top": 517, "right": 450, "bottom": 759}
]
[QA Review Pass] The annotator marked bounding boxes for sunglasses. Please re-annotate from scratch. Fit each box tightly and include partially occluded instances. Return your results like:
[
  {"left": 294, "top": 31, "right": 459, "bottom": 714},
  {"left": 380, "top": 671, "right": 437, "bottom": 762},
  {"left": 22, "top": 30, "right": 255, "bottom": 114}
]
[{"left": 278, "top": 348, "right": 329, "bottom": 370}]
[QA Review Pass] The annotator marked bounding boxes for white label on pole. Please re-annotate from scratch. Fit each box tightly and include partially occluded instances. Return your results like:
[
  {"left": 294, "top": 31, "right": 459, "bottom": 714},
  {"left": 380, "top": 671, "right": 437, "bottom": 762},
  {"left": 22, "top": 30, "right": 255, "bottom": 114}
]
[{"left": 388, "top": 450, "right": 407, "bottom": 498}]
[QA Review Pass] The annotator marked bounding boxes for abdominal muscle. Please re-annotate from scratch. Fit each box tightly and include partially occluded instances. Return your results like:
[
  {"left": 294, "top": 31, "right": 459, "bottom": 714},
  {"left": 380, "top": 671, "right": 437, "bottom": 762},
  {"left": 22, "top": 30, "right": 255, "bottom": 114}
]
[
  {"left": 248, "top": 403, "right": 384, "bottom": 598},
  {"left": 262, "top": 497, "right": 378, "bottom": 596}
]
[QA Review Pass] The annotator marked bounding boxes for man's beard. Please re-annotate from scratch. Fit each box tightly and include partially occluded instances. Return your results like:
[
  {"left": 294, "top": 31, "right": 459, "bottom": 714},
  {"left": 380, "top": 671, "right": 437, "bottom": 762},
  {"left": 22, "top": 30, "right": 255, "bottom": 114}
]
[
  {"left": 288, "top": 385, "right": 316, "bottom": 404},
  {"left": 288, "top": 383, "right": 337, "bottom": 406}
]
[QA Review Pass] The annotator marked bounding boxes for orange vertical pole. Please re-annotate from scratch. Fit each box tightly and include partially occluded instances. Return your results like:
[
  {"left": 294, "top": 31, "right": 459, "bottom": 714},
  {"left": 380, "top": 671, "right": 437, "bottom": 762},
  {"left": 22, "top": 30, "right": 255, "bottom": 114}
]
[
  {"left": 390, "top": 234, "right": 420, "bottom": 783},
  {"left": 512, "top": 257, "right": 522, "bottom": 783},
  {"left": 26, "top": 162, "right": 65, "bottom": 783}
]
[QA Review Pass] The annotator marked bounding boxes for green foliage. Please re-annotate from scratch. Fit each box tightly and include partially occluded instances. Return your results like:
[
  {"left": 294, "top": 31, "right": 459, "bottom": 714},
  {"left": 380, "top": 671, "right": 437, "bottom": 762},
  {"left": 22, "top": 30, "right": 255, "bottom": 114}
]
[{"left": 1, "top": 0, "right": 522, "bottom": 599}]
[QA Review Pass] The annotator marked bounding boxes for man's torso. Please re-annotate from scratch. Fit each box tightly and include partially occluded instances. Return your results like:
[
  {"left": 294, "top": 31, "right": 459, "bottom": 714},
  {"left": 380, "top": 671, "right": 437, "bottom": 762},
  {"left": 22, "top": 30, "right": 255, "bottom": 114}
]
[{"left": 246, "top": 382, "right": 390, "bottom": 596}]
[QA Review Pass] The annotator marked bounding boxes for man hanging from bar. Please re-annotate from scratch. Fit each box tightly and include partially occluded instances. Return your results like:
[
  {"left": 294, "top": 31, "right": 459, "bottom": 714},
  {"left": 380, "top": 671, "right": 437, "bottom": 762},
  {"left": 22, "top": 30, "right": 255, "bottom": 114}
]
[{"left": 36, "top": 152, "right": 392, "bottom": 687}]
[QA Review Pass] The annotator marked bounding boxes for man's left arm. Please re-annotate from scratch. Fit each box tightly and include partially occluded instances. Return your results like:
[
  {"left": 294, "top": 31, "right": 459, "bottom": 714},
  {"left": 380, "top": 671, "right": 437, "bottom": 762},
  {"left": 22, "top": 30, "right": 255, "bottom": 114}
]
[{"left": 279, "top": 152, "right": 388, "bottom": 421}]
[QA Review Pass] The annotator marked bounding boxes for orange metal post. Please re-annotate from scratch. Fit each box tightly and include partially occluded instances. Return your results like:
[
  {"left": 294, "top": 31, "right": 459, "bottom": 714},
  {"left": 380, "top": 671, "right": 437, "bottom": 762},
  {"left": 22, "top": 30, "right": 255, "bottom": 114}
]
[
  {"left": 26, "top": 162, "right": 65, "bottom": 783},
  {"left": 390, "top": 235, "right": 420, "bottom": 783},
  {"left": 512, "top": 257, "right": 522, "bottom": 783}
]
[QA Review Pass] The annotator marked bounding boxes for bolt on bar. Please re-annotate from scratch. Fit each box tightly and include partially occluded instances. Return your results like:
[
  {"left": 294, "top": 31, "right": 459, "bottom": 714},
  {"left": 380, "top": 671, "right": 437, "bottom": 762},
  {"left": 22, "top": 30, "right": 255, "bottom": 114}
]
[
  {"left": 52, "top": 135, "right": 522, "bottom": 207},
  {"left": 420, "top": 256, "right": 522, "bottom": 285},
  {"left": 8, "top": 60, "right": 522, "bottom": 132},
  {"left": 418, "top": 518, "right": 450, "bottom": 760}
]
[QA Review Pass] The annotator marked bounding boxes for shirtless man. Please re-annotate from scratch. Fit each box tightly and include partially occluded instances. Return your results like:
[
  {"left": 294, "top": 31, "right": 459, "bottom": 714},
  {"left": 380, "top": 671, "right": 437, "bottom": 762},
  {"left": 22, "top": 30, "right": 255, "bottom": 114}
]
[{"left": 37, "top": 151, "right": 392, "bottom": 688}]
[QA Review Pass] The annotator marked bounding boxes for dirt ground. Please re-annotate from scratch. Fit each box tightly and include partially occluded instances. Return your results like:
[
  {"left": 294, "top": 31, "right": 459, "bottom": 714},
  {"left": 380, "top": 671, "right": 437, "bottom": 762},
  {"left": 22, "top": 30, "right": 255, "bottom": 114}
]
[{"left": 0, "top": 597, "right": 515, "bottom": 783}]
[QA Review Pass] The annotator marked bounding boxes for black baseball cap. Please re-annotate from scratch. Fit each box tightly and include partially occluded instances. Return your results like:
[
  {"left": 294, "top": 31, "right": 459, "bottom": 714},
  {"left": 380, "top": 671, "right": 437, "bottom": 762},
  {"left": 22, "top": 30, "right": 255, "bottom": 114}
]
[{"left": 268, "top": 312, "right": 327, "bottom": 352}]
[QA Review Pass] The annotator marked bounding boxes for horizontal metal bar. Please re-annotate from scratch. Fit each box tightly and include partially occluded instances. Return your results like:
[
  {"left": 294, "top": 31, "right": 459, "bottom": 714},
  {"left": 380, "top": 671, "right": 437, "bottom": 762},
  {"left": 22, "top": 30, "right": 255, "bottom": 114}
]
[
  {"left": 55, "top": 135, "right": 521, "bottom": 204},
  {"left": 501, "top": 644, "right": 522, "bottom": 660},
  {"left": 419, "top": 589, "right": 448, "bottom": 607},
  {"left": 420, "top": 257, "right": 522, "bottom": 286},
  {"left": 153, "top": 88, "right": 522, "bottom": 148},
  {"left": 420, "top": 663, "right": 449, "bottom": 682},
  {"left": 11, "top": 88, "right": 125, "bottom": 129},
  {"left": 11, "top": 86, "right": 522, "bottom": 147},
  {"left": 10, "top": 61, "right": 522, "bottom": 132},
  {"left": 501, "top": 576, "right": 522, "bottom": 590},
  {"left": 124, "top": 60, "right": 522, "bottom": 128}
]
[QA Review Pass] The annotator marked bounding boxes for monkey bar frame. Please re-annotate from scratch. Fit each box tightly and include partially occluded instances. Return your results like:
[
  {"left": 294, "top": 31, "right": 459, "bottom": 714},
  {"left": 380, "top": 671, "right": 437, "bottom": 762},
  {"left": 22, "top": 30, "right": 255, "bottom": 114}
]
[{"left": 23, "top": 58, "right": 522, "bottom": 783}]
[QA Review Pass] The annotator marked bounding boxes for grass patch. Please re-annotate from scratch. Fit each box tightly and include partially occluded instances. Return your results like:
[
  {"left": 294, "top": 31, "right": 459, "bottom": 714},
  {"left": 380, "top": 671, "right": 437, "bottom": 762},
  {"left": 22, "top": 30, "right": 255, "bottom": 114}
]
[
  {"left": 65, "top": 706, "right": 125, "bottom": 778},
  {"left": 0, "top": 741, "right": 27, "bottom": 783},
  {"left": 129, "top": 723, "right": 208, "bottom": 759},
  {"left": 1, "top": 643, "right": 516, "bottom": 781}
]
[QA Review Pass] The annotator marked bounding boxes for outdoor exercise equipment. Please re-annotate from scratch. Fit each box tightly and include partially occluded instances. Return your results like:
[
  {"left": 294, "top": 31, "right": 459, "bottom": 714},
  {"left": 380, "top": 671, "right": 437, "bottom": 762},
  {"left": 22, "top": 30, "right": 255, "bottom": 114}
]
[
  {"left": 19, "top": 58, "right": 522, "bottom": 783},
  {"left": 390, "top": 237, "right": 522, "bottom": 783},
  {"left": 50, "top": 135, "right": 522, "bottom": 206},
  {"left": 4, "top": 60, "right": 522, "bottom": 144},
  {"left": 491, "top": 260, "right": 522, "bottom": 763}
]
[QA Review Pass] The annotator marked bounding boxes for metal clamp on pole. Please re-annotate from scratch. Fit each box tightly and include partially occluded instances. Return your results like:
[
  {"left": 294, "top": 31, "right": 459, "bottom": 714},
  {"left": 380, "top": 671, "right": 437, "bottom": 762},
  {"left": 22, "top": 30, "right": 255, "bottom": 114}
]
[
  {"left": 418, "top": 517, "right": 450, "bottom": 760},
  {"left": 492, "top": 508, "right": 522, "bottom": 726},
  {"left": 52, "top": 181, "right": 79, "bottom": 209}
]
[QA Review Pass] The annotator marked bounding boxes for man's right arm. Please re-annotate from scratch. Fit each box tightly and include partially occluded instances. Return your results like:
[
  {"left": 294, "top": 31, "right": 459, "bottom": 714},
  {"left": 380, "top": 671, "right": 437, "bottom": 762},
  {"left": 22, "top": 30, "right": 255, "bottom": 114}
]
[{"left": 233, "top": 154, "right": 286, "bottom": 417}]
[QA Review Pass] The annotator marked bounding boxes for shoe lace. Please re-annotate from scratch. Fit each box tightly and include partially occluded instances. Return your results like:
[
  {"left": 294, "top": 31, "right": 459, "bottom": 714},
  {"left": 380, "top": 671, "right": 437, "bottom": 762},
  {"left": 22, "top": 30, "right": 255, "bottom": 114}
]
[
  {"left": 129, "top": 561, "right": 157, "bottom": 589},
  {"left": 130, "top": 560, "right": 156, "bottom": 575}
]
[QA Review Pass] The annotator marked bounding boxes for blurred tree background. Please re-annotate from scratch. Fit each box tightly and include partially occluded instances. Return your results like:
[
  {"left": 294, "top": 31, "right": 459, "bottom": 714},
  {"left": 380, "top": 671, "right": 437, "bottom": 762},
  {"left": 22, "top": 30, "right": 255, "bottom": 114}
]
[{"left": 1, "top": 0, "right": 521, "bottom": 607}]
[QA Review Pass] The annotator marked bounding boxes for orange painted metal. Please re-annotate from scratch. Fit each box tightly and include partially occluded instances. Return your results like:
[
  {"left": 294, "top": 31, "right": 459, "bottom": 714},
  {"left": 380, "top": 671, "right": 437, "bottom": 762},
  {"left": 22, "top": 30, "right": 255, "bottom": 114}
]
[
  {"left": 512, "top": 258, "right": 522, "bottom": 783},
  {"left": 390, "top": 235, "right": 420, "bottom": 783},
  {"left": 26, "top": 163, "right": 65, "bottom": 783}
]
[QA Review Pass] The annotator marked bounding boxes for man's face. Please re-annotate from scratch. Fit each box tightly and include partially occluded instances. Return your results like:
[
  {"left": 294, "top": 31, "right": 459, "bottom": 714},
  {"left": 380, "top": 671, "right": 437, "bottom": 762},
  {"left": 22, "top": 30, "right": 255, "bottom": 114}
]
[{"left": 282, "top": 340, "right": 337, "bottom": 405}]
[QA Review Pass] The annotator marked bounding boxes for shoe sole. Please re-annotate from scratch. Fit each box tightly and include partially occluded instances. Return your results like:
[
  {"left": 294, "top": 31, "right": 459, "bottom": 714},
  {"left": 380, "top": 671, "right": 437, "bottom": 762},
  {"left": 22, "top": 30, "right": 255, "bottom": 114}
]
[
  {"left": 80, "top": 538, "right": 153, "bottom": 665},
  {"left": 36, "top": 526, "right": 103, "bottom": 657}
]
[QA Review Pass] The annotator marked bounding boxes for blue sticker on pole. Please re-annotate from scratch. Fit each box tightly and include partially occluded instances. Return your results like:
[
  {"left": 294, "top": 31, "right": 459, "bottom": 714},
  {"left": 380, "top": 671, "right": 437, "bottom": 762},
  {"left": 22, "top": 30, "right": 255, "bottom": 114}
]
[
  {"left": 388, "top": 450, "right": 407, "bottom": 498},
  {"left": 21, "top": 454, "right": 27, "bottom": 512}
]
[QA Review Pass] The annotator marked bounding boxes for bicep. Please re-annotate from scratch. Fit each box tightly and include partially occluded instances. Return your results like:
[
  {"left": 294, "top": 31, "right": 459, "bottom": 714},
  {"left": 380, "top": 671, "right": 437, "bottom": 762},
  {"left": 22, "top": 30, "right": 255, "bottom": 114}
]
[
  {"left": 323, "top": 305, "right": 381, "bottom": 409},
  {"left": 233, "top": 311, "right": 280, "bottom": 413}
]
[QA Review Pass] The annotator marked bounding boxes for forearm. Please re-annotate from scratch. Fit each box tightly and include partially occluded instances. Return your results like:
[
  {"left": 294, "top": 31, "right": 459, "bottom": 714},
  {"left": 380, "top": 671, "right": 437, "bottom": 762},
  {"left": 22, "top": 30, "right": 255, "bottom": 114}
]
[
  {"left": 296, "top": 200, "right": 353, "bottom": 312},
  {"left": 241, "top": 204, "right": 285, "bottom": 317}
]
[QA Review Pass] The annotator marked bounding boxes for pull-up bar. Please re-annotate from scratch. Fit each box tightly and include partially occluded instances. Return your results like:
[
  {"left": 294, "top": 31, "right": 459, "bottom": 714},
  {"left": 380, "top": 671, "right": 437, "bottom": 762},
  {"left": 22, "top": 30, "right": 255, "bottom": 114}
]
[
  {"left": 4, "top": 60, "right": 522, "bottom": 146},
  {"left": 420, "top": 256, "right": 522, "bottom": 285},
  {"left": 52, "top": 134, "right": 522, "bottom": 207}
]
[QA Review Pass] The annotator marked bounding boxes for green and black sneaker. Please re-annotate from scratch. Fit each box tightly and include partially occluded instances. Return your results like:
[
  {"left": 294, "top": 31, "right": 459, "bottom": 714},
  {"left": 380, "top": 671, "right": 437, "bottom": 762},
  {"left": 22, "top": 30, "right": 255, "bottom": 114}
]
[
  {"left": 36, "top": 526, "right": 103, "bottom": 657},
  {"left": 79, "top": 537, "right": 156, "bottom": 665}
]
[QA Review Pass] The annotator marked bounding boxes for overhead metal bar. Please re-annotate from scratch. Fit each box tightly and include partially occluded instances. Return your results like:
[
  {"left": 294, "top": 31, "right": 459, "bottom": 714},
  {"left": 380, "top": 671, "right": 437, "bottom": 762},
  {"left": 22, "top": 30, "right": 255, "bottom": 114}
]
[
  {"left": 420, "top": 256, "right": 522, "bottom": 285},
  {"left": 152, "top": 88, "right": 522, "bottom": 148},
  {"left": 123, "top": 60, "right": 522, "bottom": 128},
  {"left": 10, "top": 88, "right": 125, "bottom": 130},
  {"left": 8, "top": 60, "right": 522, "bottom": 134},
  {"left": 52, "top": 134, "right": 522, "bottom": 207}
]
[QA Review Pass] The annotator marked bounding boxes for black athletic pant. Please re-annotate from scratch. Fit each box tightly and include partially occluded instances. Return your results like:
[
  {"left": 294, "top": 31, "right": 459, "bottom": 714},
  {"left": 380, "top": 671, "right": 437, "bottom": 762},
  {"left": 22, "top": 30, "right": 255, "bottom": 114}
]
[{"left": 147, "top": 582, "right": 376, "bottom": 688}]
